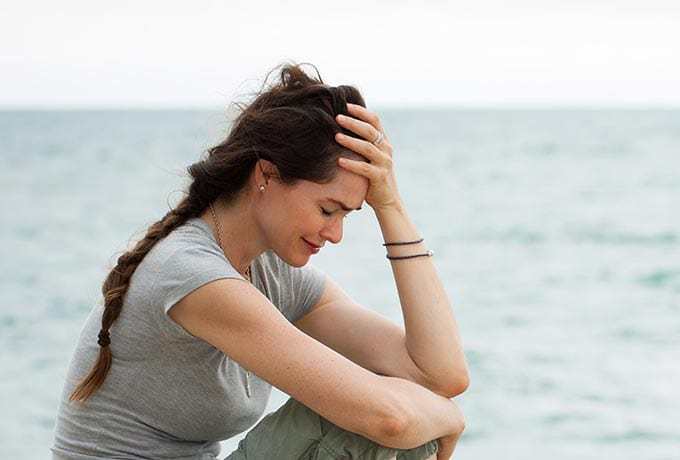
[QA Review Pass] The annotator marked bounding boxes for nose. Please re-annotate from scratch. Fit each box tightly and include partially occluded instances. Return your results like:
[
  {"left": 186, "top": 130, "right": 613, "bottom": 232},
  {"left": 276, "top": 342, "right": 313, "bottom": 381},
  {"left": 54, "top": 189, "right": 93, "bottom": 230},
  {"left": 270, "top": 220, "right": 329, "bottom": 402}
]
[{"left": 320, "top": 217, "right": 343, "bottom": 245}]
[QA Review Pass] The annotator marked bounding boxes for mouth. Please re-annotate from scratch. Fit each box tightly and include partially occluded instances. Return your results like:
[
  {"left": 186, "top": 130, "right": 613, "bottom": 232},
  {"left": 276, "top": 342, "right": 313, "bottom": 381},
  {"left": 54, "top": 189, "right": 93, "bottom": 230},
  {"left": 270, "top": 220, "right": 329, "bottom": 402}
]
[{"left": 302, "top": 238, "right": 322, "bottom": 253}]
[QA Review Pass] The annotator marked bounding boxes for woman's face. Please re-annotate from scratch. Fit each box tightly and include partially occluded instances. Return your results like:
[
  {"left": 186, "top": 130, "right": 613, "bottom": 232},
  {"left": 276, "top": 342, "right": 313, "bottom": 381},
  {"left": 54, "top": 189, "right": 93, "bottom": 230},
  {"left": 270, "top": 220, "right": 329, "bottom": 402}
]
[{"left": 259, "top": 165, "right": 369, "bottom": 267}]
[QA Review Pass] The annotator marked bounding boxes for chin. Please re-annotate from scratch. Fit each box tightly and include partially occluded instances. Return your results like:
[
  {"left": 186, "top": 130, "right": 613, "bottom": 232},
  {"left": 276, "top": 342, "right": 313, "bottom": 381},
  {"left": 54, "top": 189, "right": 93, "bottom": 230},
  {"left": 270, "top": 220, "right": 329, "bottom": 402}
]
[
  {"left": 272, "top": 246, "right": 310, "bottom": 268},
  {"left": 290, "top": 251, "right": 312, "bottom": 267},
  {"left": 290, "top": 259, "right": 309, "bottom": 268}
]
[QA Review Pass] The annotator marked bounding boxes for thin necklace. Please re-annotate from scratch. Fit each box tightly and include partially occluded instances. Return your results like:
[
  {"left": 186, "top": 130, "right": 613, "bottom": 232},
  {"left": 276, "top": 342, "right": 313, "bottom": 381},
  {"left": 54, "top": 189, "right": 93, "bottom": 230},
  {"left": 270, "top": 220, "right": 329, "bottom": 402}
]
[{"left": 209, "top": 202, "right": 253, "bottom": 398}]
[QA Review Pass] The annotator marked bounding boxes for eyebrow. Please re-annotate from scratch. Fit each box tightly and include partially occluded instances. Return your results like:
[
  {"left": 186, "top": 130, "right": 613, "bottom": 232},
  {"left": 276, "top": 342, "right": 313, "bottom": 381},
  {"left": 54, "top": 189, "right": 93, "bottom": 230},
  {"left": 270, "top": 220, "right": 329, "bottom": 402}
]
[{"left": 326, "top": 198, "right": 362, "bottom": 211}]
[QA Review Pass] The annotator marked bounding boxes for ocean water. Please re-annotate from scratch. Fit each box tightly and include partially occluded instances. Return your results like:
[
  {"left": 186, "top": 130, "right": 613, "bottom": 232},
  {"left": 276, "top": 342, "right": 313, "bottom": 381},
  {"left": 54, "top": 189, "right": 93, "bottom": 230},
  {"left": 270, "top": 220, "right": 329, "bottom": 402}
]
[{"left": 1, "top": 109, "right": 678, "bottom": 459}]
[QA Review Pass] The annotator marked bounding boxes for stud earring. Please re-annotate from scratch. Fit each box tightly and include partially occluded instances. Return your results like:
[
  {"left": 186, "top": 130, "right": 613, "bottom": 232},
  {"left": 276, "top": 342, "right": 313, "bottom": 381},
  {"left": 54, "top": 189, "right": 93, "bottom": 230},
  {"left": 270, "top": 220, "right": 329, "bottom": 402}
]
[{"left": 259, "top": 185, "right": 265, "bottom": 192}]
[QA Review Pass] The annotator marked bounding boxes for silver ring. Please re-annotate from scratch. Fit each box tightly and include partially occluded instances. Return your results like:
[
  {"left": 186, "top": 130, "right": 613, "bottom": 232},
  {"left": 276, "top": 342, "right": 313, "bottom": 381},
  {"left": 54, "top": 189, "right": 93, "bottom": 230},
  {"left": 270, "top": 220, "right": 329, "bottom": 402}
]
[{"left": 372, "top": 130, "right": 384, "bottom": 146}]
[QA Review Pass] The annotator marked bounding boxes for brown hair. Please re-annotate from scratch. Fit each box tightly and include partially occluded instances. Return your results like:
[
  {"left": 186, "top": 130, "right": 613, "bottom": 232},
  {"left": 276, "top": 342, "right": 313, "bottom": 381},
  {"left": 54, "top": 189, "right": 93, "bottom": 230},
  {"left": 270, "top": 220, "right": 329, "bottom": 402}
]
[{"left": 69, "top": 62, "right": 367, "bottom": 402}]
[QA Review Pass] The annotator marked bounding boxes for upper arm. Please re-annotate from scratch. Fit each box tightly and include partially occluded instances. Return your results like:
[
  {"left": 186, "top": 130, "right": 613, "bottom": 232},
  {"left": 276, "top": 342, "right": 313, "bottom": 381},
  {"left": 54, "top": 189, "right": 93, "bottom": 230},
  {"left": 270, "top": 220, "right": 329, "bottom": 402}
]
[
  {"left": 293, "top": 275, "right": 444, "bottom": 395},
  {"left": 167, "top": 277, "right": 402, "bottom": 441}
]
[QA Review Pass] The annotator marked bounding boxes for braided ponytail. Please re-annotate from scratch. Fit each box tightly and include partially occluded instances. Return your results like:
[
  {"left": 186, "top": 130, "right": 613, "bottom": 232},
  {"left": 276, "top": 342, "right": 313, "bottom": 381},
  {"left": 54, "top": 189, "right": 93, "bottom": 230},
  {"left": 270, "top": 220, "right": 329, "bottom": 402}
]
[{"left": 69, "top": 197, "right": 202, "bottom": 402}]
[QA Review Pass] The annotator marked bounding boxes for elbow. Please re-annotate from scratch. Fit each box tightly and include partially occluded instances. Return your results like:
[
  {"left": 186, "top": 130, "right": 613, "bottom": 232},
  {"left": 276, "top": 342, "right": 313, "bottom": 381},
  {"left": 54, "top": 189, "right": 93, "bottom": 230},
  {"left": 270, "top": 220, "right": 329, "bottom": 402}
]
[
  {"left": 358, "top": 411, "right": 408, "bottom": 450},
  {"left": 380, "top": 413, "right": 409, "bottom": 440},
  {"left": 352, "top": 381, "right": 407, "bottom": 449},
  {"left": 368, "top": 383, "right": 417, "bottom": 450},
  {"left": 448, "top": 374, "right": 471, "bottom": 397},
  {"left": 436, "top": 370, "right": 470, "bottom": 398},
  {"left": 375, "top": 411, "right": 415, "bottom": 450}
]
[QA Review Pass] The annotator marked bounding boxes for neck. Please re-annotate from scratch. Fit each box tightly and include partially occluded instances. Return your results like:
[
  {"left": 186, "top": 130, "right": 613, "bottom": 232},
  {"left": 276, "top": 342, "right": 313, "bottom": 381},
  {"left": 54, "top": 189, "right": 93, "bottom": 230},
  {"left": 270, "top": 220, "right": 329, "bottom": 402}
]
[{"left": 200, "top": 194, "right": 268, "bottom": 276}]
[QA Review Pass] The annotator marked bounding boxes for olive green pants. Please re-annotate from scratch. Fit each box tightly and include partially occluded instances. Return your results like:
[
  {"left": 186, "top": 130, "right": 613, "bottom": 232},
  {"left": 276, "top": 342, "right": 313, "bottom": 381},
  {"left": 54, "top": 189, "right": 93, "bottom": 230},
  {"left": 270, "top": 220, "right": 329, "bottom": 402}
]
[{"left": 224, "top": 397, "right": 438, "bottom": 460}]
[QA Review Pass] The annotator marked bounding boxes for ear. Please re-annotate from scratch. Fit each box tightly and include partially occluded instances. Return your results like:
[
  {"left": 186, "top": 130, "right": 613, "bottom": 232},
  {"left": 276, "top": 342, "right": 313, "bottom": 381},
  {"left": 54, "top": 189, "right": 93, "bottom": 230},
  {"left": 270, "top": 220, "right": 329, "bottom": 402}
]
[{"left": 256, "top": 159, "right": 280, "bottom": 185}]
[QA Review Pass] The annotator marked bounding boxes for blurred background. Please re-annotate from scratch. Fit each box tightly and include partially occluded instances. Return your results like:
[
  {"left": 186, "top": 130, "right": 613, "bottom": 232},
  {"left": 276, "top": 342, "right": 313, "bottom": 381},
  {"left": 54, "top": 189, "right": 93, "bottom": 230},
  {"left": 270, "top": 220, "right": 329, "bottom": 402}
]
[{"left": 1, "top": 1, "right": 678, "bottom": 459}]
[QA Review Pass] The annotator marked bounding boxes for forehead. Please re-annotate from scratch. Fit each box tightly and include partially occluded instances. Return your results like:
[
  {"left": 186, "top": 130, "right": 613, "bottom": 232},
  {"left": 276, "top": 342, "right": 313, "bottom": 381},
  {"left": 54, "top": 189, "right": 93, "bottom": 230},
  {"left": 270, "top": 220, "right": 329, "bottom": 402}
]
[{"left": 295, "top": 168, "right": 368, "bottom": 208}]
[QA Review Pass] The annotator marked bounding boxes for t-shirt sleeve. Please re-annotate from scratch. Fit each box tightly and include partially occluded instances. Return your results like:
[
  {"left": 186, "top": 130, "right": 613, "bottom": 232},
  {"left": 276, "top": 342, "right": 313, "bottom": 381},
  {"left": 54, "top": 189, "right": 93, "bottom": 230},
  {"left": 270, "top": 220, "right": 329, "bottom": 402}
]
[{"left": 153, "top": 243, "right": 244, "bottom": 317}]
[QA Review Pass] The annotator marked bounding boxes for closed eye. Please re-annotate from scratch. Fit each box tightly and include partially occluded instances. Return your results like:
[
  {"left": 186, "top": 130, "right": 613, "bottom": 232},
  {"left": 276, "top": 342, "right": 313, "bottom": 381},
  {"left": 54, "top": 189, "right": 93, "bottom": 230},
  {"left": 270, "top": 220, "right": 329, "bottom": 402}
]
[{"left": 320, "top": 207, "right": 350, "bottom": 219}]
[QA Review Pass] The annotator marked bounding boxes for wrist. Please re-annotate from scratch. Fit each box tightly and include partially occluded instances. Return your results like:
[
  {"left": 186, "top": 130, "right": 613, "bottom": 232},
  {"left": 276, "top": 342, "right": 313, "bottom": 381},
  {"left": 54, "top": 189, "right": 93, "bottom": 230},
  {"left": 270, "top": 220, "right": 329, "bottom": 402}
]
[
  {"left": 374, "top": 201, "right": 423, "bottom": 251},
  {"left": 374, "top": 199, "right": 406, "bottom": 217}
]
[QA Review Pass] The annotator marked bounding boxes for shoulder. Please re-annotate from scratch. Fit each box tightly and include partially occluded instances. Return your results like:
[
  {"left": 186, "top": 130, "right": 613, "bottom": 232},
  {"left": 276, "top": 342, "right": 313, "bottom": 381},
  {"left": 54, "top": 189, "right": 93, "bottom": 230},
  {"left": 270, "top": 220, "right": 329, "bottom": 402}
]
[
  {"left": 149, "top": 217, "right": 222, "bottom": 259},
  {"left": 143, "top": 218, "right": 246, "bottom": 316},
  {"left": 143, "top": 217, "right": 239, "bottom": 277}
]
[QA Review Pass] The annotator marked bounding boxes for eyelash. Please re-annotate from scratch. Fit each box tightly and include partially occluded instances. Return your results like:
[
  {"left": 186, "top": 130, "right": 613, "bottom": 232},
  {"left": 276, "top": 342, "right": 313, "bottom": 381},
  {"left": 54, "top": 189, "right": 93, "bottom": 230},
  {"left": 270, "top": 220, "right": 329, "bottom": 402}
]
[{"left": 321, "top": 207, "right": 349, "bottom": 219}]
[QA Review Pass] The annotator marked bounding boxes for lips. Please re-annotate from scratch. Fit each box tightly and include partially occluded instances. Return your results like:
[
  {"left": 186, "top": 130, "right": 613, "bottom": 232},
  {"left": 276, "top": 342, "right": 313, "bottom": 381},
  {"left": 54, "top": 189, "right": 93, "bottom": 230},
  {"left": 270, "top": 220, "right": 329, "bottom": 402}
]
[
  {"left": 302, "top": 238, "right": 322, "bottom": 253},
  {"left": 303, "top": 239, "right": 322, "bottom": 249}
]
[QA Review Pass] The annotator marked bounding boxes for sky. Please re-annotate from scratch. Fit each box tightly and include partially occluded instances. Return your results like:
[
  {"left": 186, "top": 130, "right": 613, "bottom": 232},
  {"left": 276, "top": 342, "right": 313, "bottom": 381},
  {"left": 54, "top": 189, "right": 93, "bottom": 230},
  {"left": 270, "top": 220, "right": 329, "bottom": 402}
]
[{"left": 2, "top": 0, "right": 680, "bottom": 108}]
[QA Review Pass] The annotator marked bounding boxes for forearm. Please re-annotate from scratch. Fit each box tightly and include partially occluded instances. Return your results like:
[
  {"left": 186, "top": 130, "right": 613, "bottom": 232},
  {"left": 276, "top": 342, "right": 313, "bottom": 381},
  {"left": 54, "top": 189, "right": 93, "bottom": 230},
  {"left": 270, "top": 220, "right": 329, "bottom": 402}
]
[
  {"left": 378, "top": 375, "right": 465, "bottom": 450},
  {"left": 375, "top": 202, "right": 469, "bottom": 393}
]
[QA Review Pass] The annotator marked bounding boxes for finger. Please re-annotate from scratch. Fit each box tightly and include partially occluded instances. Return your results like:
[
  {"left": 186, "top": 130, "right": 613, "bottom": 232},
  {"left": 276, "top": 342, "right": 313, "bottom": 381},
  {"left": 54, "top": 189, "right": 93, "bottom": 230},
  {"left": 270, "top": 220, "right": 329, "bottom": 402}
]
[
  {"left": 336, "top": 157, "right": 381, "bottom": 180},
  {"left": 336, "top": 114, "right": 383, "bottom": 145},
  {"left": 335, "top": 132, "right": 388, "bottom": 164},
  {"left": 346, "top": 103, "right": 384, "bottom": 132}
]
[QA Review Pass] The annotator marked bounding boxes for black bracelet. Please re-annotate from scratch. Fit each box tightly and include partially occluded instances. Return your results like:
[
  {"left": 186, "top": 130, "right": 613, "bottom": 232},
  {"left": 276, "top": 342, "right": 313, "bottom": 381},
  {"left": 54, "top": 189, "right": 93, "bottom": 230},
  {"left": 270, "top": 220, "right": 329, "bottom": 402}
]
[
  {"left": 382, "top": 238, "right": 424, "bottom": 247},
  {"left": 386, "top": 250, "right": 434, "bottom": 260}
]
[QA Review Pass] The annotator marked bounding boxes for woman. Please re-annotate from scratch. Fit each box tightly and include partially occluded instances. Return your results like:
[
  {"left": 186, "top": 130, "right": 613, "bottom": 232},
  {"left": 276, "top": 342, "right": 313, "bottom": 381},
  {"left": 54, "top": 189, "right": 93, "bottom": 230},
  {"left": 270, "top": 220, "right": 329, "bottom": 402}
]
[{"left": 51, "top": 63, "right": 469, "bottom": 460}]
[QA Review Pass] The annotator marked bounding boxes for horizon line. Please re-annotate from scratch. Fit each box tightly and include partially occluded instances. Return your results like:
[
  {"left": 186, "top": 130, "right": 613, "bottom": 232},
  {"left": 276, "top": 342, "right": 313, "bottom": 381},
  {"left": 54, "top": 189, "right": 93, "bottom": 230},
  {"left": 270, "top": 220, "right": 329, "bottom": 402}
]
[{"left": 2, "top": 103, "right": 680, "bottom": 111}]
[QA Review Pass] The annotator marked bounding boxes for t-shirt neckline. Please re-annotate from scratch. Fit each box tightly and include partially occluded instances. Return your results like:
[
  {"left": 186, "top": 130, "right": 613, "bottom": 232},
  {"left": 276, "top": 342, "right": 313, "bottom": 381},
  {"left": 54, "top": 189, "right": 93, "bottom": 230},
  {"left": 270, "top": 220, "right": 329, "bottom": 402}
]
[{"left": 187, "top": 216, "right": 257, "bottom": 285}]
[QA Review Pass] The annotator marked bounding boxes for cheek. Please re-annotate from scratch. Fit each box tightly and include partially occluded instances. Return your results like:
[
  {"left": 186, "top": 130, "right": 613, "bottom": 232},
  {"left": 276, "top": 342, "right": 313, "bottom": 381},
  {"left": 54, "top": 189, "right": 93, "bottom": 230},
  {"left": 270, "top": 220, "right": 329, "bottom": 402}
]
[
  {"left": 285, "top": 204, "right": 321, "bottom": 234},
  {"left": 300, "top": 212, "right": 324, "bottom": 232}
]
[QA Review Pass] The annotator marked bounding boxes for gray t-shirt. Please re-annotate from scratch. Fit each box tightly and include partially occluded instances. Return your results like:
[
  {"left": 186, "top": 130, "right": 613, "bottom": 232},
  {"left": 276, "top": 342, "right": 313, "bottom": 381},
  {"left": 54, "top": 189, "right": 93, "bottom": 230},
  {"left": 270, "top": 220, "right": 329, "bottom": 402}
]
[{"left": 51, "top": 217, "right": 327, "bottom": 459}]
